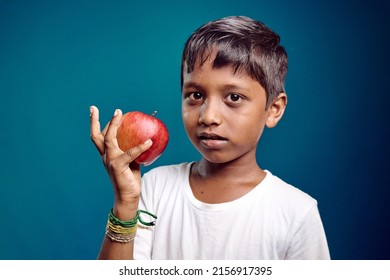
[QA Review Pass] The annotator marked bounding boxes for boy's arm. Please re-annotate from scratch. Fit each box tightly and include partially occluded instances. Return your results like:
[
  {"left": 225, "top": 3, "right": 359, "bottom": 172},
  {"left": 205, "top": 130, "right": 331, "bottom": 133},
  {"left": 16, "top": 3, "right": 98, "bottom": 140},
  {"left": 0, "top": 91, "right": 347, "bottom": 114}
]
[
  {"left": 97, "top": 203, "right": 138, "bottom": 260},
  {"left": 90, "top": 106, "right": 152, "bottom": 260}
]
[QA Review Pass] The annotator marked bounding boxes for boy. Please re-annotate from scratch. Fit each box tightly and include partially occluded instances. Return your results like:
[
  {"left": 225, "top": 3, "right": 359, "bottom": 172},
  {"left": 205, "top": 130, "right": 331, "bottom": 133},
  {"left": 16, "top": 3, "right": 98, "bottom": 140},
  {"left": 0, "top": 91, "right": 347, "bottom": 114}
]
[{"left": 90, "top": 16, "right": 330, "bottom": 259}]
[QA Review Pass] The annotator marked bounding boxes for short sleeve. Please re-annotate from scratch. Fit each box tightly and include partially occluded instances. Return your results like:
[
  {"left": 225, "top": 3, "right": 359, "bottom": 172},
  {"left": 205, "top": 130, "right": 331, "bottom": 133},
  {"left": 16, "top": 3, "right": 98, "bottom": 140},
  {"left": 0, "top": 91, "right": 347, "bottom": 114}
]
[
  {"left": 284, "top": 204, "right": 331, "bottom": 260},
  {"left": 133, "top": 173, "right": 155, "bottom": 260}
]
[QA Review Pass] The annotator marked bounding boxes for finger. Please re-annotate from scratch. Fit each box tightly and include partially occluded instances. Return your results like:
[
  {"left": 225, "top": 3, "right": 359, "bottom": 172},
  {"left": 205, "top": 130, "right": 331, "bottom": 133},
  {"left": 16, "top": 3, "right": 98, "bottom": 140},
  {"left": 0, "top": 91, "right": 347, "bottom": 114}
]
[
  {"left": 102, "top": 121, "right": 109, "bottom": 137},
  {"left": 104, "top": 109, "right": 122, "bottom": 149},
  {"left": 121, "top": 139, "right": 153, "bottom": 165},
  {"left": 90, "top": 105, "right": 105, "bottom": 155}
]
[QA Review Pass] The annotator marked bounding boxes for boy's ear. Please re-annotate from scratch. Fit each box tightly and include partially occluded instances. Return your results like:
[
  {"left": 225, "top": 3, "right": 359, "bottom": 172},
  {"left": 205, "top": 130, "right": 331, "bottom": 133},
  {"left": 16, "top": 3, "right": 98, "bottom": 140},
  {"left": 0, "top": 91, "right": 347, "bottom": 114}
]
[{"left": 266, "top": 93, "right": 287, "bottom": 128}]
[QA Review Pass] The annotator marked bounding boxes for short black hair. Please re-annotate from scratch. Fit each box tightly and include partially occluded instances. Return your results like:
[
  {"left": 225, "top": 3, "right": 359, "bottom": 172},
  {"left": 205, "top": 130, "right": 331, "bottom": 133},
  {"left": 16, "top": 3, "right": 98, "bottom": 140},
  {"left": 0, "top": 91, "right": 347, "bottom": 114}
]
[{"left": 181, "top": 16, "right": 288, "bottom": 108}]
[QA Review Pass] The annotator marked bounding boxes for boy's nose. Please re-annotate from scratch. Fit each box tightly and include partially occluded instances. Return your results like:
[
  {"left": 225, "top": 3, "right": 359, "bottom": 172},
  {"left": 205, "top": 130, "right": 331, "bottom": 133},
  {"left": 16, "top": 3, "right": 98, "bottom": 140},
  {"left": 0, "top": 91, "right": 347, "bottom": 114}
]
[{"left": 199, "top": 99, "right": 222, "bottom": 126}]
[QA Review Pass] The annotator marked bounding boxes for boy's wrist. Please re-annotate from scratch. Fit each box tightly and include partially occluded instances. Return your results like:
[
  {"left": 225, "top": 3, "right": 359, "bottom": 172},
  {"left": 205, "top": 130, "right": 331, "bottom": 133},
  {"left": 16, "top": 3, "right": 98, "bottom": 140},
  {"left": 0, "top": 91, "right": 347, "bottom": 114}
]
[{"left": 113, "top": 199, "right": 139, "bottom": 221}]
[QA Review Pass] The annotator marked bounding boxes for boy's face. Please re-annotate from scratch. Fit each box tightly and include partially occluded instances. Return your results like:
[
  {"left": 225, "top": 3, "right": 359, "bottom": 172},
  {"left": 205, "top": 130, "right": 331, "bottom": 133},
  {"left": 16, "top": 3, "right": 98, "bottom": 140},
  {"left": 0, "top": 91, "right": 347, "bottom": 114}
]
[{"left": 182, "top": 54, "right": 272, "bottom": 164}]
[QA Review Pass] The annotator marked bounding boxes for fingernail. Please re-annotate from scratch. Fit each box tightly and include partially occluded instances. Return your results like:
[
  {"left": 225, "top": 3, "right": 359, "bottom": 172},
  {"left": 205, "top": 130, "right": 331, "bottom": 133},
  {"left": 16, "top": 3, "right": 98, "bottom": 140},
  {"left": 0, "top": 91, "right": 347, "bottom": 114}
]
[
  {"left": 114, "top": 109, "right": 119, "bottom": 116},
  {"left": 90, "top": 106, "right": 93, "bottom": 116},
  {"left": 144, "top": 139, "right": 152, "bottom": 145}
]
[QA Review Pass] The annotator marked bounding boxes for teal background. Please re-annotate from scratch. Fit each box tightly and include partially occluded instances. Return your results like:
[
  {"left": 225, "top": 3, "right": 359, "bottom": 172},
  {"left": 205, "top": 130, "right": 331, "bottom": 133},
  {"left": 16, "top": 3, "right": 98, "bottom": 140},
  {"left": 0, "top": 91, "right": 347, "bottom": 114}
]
[{"left": 1, "top": 0, "right": 389, "bottom": 259}]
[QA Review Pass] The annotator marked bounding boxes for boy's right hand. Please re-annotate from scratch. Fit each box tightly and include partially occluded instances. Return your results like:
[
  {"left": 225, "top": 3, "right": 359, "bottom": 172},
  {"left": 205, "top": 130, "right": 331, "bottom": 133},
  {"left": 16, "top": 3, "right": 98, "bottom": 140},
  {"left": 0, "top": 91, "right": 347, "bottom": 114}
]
[{"left": 89, "top": 106, "right": 153, "bottom": 219}]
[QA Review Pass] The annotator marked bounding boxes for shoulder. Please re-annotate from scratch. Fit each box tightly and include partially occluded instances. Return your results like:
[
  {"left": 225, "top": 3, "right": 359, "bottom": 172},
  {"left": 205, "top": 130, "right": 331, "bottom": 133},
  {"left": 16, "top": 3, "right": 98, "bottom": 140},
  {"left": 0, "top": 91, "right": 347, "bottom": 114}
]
[
  {"left": 265, "top": 170, "right": 316, "bottom": 202},
  {"left": 139, "top": 162, "right": 192, "bottom": 211},
  {"left": 141, "top": 162, "right": 192, "bottom": 195},
  {"left": 143, "top": 162, "right": 192, "bottom": 181},
  {"left": 263, "top": 170, "right": 318, "bottom": 217}
]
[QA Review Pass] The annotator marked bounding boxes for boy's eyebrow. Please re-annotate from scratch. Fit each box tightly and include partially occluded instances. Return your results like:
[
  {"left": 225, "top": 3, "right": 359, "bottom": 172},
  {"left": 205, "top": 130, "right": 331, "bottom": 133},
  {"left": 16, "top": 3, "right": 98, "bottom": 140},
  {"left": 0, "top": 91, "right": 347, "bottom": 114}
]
[
  {"left": 222, "top": 84, "right": 248, "bottom": 92},
  {"left": 183, "top": 81, "right": 248, "bottom": 92},
  {"left": 182, "top": 81, "right": 203, "bottom": 90}
]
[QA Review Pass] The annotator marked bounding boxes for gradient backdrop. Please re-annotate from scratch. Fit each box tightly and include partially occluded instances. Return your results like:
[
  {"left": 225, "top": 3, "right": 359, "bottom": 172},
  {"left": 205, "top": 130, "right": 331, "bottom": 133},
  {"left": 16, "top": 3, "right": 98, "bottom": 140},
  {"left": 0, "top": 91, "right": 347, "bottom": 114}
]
[{"left": 1, "top": 0, "right": 389, "bottom": 259}]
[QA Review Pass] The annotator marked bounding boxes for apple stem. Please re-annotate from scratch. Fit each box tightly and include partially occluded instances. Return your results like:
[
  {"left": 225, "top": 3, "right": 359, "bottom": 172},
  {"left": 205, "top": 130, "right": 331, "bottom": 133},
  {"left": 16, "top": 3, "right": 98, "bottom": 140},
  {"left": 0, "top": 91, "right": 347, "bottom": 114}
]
[{"left": 151, "top": 111, "right": 157, "bottom": 116}]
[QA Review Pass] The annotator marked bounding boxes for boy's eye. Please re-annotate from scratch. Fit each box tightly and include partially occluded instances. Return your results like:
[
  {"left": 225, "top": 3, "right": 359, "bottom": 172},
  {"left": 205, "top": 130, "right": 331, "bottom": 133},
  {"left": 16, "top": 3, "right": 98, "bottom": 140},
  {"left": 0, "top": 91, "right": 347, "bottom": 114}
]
[
  {"left": 226, "top": 93, "right": 243, "bottom": 103},
  {"left": 187, "top": 92, "right": 203, "bottom": 100}
]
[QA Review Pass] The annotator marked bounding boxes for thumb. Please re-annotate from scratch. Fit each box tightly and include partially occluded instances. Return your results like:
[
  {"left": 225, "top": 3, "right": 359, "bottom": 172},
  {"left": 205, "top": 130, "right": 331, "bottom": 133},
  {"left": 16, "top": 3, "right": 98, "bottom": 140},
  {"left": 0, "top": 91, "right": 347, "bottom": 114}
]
[{"left": 121, "top": 139, "right": 153, "bottom": 165}]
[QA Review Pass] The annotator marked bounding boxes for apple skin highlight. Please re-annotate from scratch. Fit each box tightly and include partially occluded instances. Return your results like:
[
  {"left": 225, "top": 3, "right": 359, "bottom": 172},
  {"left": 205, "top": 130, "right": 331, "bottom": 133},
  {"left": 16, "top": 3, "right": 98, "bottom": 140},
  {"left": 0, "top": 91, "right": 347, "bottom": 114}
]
[{"left": 116, "top": 111, "right": 169, "bottom": 166}]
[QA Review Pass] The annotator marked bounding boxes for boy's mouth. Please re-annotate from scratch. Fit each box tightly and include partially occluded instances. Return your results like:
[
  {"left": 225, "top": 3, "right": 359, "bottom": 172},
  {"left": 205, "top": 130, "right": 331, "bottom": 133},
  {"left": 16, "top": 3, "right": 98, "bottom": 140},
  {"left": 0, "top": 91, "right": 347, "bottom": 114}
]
[
  {"left": 198, "top": 132, "right": 228, "bottom": 141},
  {"left": 198, "top": 132, "right": 228, "bottom": 149}
]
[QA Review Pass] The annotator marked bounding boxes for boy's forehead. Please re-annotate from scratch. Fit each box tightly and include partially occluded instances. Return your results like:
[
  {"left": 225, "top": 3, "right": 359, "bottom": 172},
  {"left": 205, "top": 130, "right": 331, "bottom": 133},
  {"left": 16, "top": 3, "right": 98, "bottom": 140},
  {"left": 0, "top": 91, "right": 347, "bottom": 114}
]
[
  {"left": 182, "top": 61, "right": 260, "bottom": 94},
  {"left": 183, "top": 57, "right": 249, "bottom": 81}
]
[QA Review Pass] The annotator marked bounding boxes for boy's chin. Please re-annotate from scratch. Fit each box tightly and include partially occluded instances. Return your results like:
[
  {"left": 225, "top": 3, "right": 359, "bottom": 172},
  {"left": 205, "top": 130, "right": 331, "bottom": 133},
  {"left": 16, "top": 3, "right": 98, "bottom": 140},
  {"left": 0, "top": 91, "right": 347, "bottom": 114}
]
[
  {"left": 198, "top": 149, "right": 257, "bottom": 165},
  {"left": 199, "top": 154, "right": 237, "bottom": 165}
]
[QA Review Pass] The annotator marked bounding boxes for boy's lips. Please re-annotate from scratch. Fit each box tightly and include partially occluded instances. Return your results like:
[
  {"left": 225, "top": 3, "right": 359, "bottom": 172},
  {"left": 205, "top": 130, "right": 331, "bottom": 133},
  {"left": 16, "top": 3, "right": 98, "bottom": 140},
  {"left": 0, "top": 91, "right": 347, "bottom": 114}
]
[{"left": 197, "top": 132, "right": 228, "bottom": 149}]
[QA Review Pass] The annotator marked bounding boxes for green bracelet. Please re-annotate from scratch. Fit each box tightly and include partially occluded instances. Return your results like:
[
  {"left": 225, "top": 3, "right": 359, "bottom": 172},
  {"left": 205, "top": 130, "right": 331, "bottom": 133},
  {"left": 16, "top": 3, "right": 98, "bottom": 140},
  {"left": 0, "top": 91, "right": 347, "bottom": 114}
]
[{"left": 108, "top": 209, "right": 157, "bottom": 227}]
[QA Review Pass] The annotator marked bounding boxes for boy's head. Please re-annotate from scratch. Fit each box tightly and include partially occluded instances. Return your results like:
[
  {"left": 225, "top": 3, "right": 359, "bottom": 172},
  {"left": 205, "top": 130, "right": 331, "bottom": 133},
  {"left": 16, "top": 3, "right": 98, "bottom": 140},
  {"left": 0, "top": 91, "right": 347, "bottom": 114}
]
[{"left": 181, "top": 16, "right": 288, "bottom": 109}]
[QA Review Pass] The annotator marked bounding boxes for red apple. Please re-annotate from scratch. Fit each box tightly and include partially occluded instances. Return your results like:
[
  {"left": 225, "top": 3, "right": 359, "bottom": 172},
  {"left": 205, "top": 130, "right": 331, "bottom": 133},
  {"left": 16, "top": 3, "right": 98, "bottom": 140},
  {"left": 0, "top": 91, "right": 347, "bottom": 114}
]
[{"left": 116, "top": 111, "right": 169, "bottom": 166}]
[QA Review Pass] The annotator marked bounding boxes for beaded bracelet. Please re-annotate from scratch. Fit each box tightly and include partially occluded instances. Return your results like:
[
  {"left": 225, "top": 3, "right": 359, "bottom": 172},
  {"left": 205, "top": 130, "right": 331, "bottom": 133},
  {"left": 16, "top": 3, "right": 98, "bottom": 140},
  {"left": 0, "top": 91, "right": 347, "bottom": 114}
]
[
  {"left": 105, "top": 209, "right": 157, "bottom": 243},
  {"left": 108, "top": 209, "right": 157, "bottom": 227},
  {"left": 105, "top": 229, "right": 137, "bottom": 243}
]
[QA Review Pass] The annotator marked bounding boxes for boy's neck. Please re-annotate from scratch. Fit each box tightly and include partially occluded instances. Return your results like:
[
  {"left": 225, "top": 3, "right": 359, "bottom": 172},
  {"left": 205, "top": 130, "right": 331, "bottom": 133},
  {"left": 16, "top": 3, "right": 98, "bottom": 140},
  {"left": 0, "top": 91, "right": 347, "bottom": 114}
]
[
  {"left": 189, "top": 156, "right": 266, "bottom": 204},
  {"left": 194, "top": 156, "right": 265, "bottom": 182},
  {"left": 195, "top": 158, "right": 264, "bottom": 176}
]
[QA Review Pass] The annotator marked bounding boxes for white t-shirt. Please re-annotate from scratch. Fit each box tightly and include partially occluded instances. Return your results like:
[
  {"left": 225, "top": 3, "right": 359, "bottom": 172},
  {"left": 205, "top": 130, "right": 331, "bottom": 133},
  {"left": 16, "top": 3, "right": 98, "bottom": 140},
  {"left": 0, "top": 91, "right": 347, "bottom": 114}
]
[{"left": 134, "top": 162, "right": 330, "bottom": 260}]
